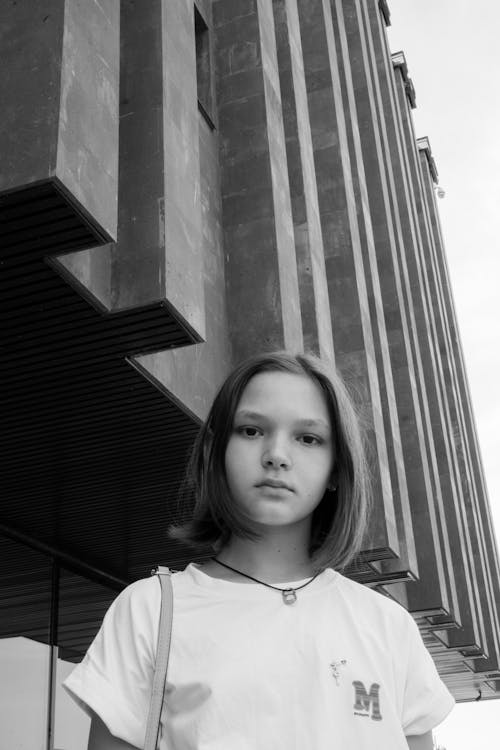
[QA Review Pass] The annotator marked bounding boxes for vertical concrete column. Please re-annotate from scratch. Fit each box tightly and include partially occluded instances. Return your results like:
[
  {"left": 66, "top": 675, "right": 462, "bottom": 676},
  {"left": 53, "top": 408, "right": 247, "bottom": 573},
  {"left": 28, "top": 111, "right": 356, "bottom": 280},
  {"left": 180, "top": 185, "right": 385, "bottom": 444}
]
[
  {"left": 396, "top": 77, "right": 484, "bottom": 654},
  {"left": 108, "top": 0, "right": 166, "bottom": 311},
  {"left": 349, "top": 0, "right": 452, "bottom": 618},
  {"left": 214, "top": 0, "right": 303, "bottom": 362},
  {"left": 415, "top": 142, "right": 487, "bottom": 654},
  {"left": 113, "top": 0, "right": 205, "bottom": 337},
  {"left": 419, "top": 142, "right": 500, "bottom": 674},
  {"left": 396, "top": 62, "right": 481, "bottom": 650},
  {"left": 325, "top": 0, "right": 417, "bottom": 586},
  {"left": 296, "top": 0, "right": 400, "bottom": 565},
  {"left": 131, "top": 1, "right": 233, "bottom": 422},
  {"left": 160, "top": 0, "right": 205, "bottom": 336},
  {"left": 0, "top": 0, "right": 119, "bottom": 239},
  {"left": 272, "top": 0, "right": 334, "bottom": 363},
  {"left": 388, "top": 54, "right": 461, "bottom": 628},
  {"left": 332, "top": 0, "right": 421, "bottom": 594}
]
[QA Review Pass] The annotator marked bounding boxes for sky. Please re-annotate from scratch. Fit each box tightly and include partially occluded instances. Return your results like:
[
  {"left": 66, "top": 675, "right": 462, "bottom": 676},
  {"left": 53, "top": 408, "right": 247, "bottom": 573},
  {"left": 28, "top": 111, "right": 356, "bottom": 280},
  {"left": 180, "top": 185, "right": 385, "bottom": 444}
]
[{"left": 386, "top": 0, "right": 500, "bottom": 746}]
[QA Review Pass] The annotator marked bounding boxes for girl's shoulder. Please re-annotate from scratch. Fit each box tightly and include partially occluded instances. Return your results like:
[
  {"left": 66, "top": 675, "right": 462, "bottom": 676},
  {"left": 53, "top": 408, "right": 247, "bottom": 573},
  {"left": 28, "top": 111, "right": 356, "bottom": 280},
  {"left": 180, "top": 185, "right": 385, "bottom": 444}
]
[
  {"left": 117, "top": 573, "right": 162, "bottom": 604},
  {"left": 113, "top": 566, "right": 193, "bottom": 623},
  {"left": 104, "top": 574, "right": 163, "bottom": 636}
]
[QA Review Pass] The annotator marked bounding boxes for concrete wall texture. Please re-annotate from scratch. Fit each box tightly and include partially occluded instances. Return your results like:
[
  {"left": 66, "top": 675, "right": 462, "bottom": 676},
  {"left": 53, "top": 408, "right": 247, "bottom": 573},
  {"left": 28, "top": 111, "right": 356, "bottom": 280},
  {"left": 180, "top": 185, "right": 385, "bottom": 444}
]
[{"left": 1, "top": 0, "right": 499, "bottom": 702}]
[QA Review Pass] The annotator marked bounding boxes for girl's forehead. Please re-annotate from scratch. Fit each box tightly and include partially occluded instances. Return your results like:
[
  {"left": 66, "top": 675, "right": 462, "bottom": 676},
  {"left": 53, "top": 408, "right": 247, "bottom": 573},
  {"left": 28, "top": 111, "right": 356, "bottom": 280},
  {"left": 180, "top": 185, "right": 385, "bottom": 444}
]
[{"left": 236, "top": 371, "right": 330, "bottom": 421}]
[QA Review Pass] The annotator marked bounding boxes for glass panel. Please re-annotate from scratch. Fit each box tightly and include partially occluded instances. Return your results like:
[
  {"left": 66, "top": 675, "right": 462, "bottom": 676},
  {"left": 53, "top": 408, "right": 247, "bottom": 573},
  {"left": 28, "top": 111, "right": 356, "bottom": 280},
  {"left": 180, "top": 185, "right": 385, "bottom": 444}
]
[
  {"left": 0, "top": 535, "right": 52, "bottom": 750},
  {"left": 195, "top": 6, "right": 213, "bottom": 119},
  {"left": 54, "top": 568, "right": 118, "bottom": 750}
]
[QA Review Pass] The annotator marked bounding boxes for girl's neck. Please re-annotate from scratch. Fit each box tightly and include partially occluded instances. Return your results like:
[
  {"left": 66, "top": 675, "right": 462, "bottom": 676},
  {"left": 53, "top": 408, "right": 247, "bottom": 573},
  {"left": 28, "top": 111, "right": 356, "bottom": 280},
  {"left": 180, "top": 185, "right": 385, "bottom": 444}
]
[{"left": 215, "top": 532, "right": 314, "bottom": 583}]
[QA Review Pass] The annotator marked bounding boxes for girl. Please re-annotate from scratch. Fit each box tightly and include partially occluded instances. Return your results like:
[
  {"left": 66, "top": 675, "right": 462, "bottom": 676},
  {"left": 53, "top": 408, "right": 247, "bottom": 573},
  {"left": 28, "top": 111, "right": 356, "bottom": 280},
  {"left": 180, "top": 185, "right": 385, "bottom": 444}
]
[{"left": 64, "top": 351, "right": 454, "bottom": 749}]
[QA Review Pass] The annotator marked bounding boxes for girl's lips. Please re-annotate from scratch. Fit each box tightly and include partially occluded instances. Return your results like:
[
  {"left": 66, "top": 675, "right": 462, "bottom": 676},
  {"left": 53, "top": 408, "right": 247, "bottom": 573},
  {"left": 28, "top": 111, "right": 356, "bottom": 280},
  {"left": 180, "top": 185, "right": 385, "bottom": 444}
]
[{"left": 256, "top": 480, "right": 293, "bottom": 491}]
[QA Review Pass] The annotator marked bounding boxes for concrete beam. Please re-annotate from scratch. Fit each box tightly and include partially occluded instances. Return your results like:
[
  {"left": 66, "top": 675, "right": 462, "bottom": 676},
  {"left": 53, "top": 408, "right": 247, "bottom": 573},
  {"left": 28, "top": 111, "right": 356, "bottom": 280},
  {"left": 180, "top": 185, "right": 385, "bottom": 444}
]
[
  {"left": 214, "top": 0, "right": 303, "bottom": 362},
  {"left": 0, "top": 0, "right": 119, "bottom": 240},
  {"left": 55, "top": 0, "right": 205, "bottom": 343},
  {"left": 272, "top": 0, "right": 334, "bottom": 364}
]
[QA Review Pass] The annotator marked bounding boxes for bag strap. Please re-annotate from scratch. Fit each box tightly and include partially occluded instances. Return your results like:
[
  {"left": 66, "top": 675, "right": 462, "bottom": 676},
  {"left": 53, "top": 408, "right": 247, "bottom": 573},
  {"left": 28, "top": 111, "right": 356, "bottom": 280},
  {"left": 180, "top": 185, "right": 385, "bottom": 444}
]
[{"left": 144, "top": 566, "right": 174, "bottom": 750}]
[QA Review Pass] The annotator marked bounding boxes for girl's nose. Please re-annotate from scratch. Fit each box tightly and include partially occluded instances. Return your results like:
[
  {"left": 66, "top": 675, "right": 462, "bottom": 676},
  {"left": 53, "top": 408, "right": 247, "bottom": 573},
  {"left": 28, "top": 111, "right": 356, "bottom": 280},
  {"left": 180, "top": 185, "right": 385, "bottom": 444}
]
[{"left": 262, "top": 439, "right": 291, "bottom": 469}]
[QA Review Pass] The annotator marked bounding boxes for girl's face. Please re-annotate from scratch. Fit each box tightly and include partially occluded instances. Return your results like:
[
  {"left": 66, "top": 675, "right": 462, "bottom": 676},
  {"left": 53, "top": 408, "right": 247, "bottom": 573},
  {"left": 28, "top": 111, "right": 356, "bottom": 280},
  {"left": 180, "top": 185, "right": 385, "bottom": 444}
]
[{"left": 224, "top": 371, "right": 335, "bottom": 533}]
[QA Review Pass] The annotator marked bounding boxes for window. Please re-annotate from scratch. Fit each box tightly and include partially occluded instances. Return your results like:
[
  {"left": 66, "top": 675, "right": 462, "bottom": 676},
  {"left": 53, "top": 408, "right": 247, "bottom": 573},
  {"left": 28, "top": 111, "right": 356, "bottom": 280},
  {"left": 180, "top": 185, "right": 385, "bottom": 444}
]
[
  {"left": 0, "top": 529, "right": 119, "bottom": 750},
  {"left": 194, "top": 5, "right": 215, "bottom": 128}
]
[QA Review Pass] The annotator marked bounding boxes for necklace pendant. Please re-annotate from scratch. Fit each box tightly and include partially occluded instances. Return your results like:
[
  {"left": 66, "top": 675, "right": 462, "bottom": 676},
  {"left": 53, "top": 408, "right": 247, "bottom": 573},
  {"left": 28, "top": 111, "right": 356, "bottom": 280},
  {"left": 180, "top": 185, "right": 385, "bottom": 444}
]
[{"left": 282, "top": 588, "right": 297, "bottom": 605}]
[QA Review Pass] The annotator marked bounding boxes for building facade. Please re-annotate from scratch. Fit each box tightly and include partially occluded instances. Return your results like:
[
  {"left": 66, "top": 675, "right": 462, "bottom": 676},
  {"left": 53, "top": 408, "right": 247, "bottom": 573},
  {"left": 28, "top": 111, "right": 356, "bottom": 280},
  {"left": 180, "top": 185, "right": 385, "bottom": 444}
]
[{"left": 1, "top": 0, "right": 499, "bottom": 746}]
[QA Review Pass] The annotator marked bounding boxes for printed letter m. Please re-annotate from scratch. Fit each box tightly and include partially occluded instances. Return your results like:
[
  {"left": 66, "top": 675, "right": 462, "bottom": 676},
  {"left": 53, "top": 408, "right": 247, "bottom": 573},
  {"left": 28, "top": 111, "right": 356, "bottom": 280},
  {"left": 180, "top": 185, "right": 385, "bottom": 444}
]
[{"left": 352, "top": 681, "right": 382, "bottom": 721}]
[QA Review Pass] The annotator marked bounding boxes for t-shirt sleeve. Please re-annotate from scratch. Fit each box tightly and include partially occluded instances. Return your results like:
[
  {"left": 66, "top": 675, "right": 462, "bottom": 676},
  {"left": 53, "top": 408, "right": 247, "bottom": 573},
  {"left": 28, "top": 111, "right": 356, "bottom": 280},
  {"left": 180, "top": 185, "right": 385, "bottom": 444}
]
[
  {"left": 62, "top": 576, "right": 160, "bottom": 748},
  {"left": 401, "top": 612, "right": 455, "bottom": 736}
]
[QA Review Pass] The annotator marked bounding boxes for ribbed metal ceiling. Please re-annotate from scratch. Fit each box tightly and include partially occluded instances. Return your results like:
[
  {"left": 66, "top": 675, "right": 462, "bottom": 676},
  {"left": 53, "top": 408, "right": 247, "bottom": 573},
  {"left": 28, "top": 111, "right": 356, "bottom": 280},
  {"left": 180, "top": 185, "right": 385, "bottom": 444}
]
[{"left": 1, "top": 180, "right": 205, "bottom": 661}]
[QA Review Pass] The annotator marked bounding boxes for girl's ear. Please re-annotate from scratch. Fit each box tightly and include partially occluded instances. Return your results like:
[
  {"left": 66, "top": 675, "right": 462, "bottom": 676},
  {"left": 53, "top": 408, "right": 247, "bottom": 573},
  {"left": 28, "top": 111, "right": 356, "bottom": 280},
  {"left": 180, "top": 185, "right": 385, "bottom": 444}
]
[{"left": 327, "top": 471, "right": 338, "bottom": 492}]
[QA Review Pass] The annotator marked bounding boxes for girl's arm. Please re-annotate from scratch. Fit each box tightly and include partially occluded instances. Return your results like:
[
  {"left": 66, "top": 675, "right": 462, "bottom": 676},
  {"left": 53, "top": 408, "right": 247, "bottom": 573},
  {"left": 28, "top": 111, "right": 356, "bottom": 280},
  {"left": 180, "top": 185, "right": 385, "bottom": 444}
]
[
  {"left": 87, "top": 711, "right": 138, "bottom": 750},
  {"left": 406, "top": 731, "right": 434, "bottom": 750}
]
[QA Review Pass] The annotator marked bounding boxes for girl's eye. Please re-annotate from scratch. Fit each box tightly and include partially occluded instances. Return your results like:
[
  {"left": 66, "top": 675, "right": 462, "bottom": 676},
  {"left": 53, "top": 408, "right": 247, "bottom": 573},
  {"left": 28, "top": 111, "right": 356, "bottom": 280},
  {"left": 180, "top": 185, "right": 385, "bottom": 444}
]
[
  {"left": 299, "top": 434, "right": 322, "bottom": 446},
  {"left": 237, "top": 426, "right": 261, "bottom": 438}
]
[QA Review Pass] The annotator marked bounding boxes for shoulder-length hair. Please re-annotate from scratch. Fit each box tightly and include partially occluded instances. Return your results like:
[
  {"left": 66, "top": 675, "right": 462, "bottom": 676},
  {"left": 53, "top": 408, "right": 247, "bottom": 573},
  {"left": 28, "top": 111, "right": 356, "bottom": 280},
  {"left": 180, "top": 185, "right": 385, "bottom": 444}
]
[{"left": 168, "top": 351, "right": 372, "bottom": 572}]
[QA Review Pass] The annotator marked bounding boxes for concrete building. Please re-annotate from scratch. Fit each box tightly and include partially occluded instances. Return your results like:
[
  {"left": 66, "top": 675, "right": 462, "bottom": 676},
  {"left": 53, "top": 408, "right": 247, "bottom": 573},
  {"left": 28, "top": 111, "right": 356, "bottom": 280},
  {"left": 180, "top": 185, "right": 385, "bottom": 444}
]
[{"left": 1, "top": 0, "right": 499, "bottom": 744}]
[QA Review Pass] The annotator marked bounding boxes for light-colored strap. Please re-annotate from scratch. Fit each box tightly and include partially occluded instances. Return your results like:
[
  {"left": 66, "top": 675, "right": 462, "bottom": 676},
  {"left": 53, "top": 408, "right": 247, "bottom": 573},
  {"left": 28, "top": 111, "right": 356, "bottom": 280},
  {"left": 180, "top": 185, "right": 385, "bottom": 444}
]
[{"left": 144, "top": 566, "right": 173, "bottom": 750}]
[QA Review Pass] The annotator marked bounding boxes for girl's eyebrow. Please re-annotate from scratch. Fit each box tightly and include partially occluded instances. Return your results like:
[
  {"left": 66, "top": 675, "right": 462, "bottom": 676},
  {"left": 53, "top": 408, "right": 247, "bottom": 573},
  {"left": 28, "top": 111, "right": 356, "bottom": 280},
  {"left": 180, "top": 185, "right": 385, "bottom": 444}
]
[
  {"left": 234, "top": 410, "right": 264, "bottom": 421},
  {"left": 234, "top": 410, "right": 330, "bottom": 431}
]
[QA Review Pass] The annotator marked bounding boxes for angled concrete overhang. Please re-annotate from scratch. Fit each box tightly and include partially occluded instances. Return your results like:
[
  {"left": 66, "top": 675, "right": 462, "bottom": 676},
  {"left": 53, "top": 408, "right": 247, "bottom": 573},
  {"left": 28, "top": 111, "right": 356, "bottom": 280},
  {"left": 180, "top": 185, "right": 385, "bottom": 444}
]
[
  {"left": 392, "top": 51, "right": 417, "bottom": 109},
  {"left": 378, "top": 0, "right": 391, "bottom": 27},
  {"left": 417, "top": 135, "right": 439, "bottom": 183}
]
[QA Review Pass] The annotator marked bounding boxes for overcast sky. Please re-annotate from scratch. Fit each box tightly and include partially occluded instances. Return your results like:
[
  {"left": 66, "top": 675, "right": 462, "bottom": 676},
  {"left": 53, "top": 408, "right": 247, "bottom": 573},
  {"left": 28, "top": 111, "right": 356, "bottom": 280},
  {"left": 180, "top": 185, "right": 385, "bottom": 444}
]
[{"left": 387, "top": 0, "right": 500, "bottom": 745}]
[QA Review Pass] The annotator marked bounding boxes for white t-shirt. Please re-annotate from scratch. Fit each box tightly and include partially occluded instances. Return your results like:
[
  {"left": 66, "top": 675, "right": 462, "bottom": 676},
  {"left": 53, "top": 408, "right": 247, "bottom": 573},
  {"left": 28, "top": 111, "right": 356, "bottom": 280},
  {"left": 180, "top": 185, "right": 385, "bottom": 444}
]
[{"left": 63, "top": 563, "right": 454, "bottom": 749}]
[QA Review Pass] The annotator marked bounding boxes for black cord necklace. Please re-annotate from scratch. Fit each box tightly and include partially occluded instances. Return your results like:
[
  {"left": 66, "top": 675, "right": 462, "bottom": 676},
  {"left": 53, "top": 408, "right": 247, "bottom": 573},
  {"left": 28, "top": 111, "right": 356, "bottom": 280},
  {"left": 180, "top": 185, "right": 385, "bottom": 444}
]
[{"left": 211, "top": 557, "right": 322, "bottom": 605}]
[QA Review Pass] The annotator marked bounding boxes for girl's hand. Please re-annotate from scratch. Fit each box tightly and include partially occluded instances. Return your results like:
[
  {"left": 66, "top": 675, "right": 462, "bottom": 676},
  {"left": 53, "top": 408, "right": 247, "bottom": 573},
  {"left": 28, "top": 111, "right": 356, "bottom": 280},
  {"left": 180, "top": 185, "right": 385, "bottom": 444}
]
[
  {"left": 406, "top": 731, "right": 434, "bottom": 750},
  {"left": 87, "top": 711, "right": 138, "bottom": 750}
]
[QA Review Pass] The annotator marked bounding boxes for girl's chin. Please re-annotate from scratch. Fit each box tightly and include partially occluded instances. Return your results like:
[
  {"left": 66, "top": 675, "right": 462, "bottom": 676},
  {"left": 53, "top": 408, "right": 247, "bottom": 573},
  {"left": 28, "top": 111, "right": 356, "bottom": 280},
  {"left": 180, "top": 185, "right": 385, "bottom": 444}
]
[{"left": 243, "top": 512, "right": 310, "bottom": 531}]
